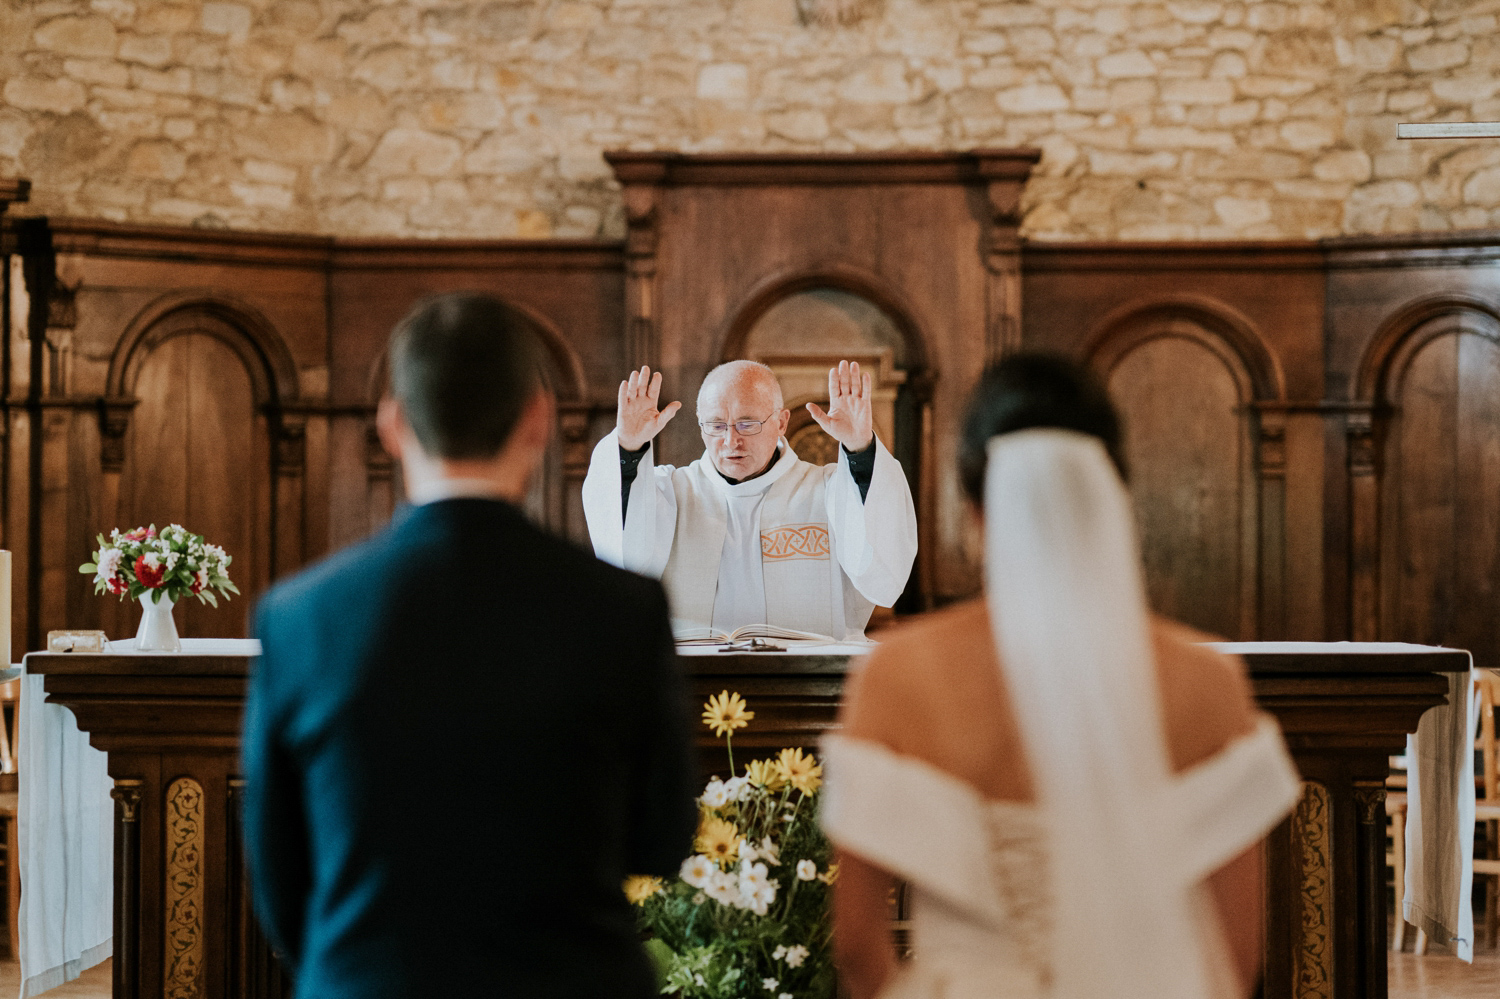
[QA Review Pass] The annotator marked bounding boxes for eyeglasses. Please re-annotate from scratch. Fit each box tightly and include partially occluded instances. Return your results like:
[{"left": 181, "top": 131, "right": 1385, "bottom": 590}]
[{"left": 699, "top": 418, "right": 773, "bottom": 438}]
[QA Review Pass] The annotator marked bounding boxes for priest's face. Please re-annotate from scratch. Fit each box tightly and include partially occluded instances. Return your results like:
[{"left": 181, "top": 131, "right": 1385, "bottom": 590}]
[{"left": 698, "top": 374, "right": 790, "bottom": 481}]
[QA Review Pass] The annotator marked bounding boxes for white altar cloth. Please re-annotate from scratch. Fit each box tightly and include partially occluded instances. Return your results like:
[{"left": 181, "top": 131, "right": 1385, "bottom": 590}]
[
  {"left": 18, "top": 639, "right": 261, "bottom": 996},
  {"left": 17, "top": 671, "right": 112, "bottom": 999}
]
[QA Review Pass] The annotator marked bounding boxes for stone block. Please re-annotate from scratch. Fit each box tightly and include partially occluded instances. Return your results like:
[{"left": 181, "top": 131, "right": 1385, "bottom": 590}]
[
  {"left": 34, "top": 15, "right": 118, "bottom": 58},
  {"left": 118, "top": 33, "right": 173, "bottom": 67},
  {"left": 126, "top": 140, "right": 187, "bottom": 180},
  {"left": 201, "top": 1, "right": 252, "bottom": 37},
  {"left": 697, "top": 63, "right": 750, "bottom": 100},
  {"left": 1312, "top": 149, "right": 1372, "bottom": 182},
  {"left": 996, "top": 83, "right": 1069, "bottom": 114},
  {"left": 1214, "top": 194, "right": 1273, "bottom": 227},
  {"left": 837, "top": 57, "right": 911, "bottom": 103},
  {"left": 1161, "top": 78, "right": 1235, "bottom": 104},
  {"left": 4, "top": 75, "right": 87, "bottom": 114},
  {"left": 1098, "top": 50, "right": 1157, "bottom": 78},
  {"left": 1406, "top": 40, "right": 1469, "bottom": 73},
  {"left": 767, "top": 108, "right": 831, "bottom": 141},
  {"left": 1463, "top": 166, "right": 1500, "bottom": 204}
]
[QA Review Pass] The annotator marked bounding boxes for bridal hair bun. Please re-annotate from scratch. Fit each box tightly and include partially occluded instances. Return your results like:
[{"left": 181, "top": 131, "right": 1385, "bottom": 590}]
[{"left": 957, "top": 353, "right": 1127, "bottom": 503}]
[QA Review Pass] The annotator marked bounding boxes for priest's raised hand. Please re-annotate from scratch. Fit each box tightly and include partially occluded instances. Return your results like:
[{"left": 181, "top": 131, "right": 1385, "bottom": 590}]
[
  {"left": 805, "top": 359, "right": 874, "bottom": 452},
  {"left": 616, "top": 365, "right": 682, "bottom": 451}
]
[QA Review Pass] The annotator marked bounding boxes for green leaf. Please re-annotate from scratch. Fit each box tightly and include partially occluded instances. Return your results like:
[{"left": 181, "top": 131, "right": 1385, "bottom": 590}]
[{"left": 79, "top": 563, "right": 97, "bottom": 574}]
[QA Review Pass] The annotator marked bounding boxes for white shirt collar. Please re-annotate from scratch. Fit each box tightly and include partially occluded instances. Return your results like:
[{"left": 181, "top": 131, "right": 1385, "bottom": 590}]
[{"left": 407, "top": 477, "right": 511, "bottom": 506}]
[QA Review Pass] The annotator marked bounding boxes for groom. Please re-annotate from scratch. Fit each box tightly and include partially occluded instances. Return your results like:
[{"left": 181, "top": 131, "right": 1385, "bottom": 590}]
[{"left": 242, "top": 293, "right": 698, "bottom": 998}]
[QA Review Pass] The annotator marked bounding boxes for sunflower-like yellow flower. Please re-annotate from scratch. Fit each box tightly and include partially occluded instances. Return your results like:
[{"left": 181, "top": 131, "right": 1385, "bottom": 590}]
[
  {"left": 744, "top": 757, "right": 788, "bottom": 791},
  {"left": 702, "top": 690, "right": 754, "bottom": 738},
  {"left": 774, "top": 747, "right": 823, "bottom": 794},
  {"left": 623, "top": 875, "right": 664, "bottom": 905},
  {"left": 695, "top": 815, "right": 742, "bottom": 867}
]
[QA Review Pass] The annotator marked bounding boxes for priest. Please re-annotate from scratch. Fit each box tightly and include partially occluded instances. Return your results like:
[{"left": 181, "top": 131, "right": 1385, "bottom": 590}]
[{"left": 583, "top": 359, "right": 918, "bottom": 640}]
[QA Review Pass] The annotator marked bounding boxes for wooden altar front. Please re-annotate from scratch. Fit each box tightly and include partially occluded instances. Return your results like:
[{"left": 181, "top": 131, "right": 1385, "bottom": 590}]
[
  {"left": 689, "top": 642, "right": 1469, "bottom": 999},
  {"left": 25, "top": 640, "right": 1467, "bottom": 999}
]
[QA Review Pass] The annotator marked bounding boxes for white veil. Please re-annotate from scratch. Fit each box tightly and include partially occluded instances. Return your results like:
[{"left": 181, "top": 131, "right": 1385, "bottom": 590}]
[{"left": 984, "top": 429, "right": 1214, "bottom": 999}]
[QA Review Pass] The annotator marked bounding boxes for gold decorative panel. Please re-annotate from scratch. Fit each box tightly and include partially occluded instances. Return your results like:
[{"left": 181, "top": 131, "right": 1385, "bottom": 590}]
[
  {"left": 1293, "top": 781, "right": 1333, "bottom": 999},
  {"left": 164, "top": 777, "right": 205, "bottom": 999}
]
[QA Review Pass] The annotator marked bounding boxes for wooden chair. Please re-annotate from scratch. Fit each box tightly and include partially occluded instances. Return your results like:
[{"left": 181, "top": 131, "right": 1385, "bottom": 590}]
[
  {"left": 1475, "top": 671, "right": 1500, "bottom": 950},
  {"left": 0, "top": 677, "right": 19, "bottom": 959}
]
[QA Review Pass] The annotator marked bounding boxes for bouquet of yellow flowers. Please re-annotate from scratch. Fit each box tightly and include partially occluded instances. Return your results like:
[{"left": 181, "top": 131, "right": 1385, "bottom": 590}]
[{"left": 625, "top": 691, "right": 835, "bottom": 998}]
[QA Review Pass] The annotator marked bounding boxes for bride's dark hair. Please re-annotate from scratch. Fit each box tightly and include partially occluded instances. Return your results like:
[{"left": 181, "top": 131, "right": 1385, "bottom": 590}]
[{"left": 958, "top": 353, "right": 1127, "bottom": 502}]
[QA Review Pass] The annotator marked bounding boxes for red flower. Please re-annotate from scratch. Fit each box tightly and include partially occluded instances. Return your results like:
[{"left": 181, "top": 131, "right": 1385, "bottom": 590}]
[
  {"left": 190, "top": 571, "right": 204, "bottom": 595},
  {"left": 133, "top": 555, "right": 165, "bottom": 589},
  {"left": 106, "top": 576, "right": 128, "bottom": 596}
]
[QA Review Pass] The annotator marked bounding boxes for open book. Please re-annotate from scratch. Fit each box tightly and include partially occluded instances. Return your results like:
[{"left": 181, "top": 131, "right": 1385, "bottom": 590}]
[{"left": 674, "top": 623, "right": 839, "bottom": 646}]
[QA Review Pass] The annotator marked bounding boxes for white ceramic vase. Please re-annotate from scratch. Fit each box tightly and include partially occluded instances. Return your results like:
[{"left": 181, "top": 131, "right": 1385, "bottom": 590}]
[{"left": 135, "top": 592, "right": 181, "bottom": 652}]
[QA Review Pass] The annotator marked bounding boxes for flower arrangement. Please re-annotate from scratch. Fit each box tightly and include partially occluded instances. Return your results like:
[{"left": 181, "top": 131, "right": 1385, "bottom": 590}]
[
  {"left": 79, "top": 524, "right": 238, "bottom": 606},
  {"left": 625, "top": 690, "right": 835, "bottom": 998}
]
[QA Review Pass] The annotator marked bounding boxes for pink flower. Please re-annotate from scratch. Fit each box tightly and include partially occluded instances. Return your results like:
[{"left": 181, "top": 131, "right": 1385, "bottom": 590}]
[{"left": 122, "top": 526, "right": 155, "bottom": 542}]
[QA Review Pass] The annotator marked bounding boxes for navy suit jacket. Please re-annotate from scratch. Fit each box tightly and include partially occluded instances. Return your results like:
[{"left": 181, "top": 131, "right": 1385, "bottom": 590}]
[{"left": 242, "top": 498, "right": 698, "bottom": 999}]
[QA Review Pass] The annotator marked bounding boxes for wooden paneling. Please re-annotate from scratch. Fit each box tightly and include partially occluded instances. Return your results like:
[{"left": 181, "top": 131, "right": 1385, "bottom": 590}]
[
  {"left": 1377, "top": 322, "right": 1500, "bottom": 672},
  {"left": 121, "top": 332, "right": 266, "bottom": 639},
  {"left": 1106, "top": 332, "right": 1255, "bottom": 640}
]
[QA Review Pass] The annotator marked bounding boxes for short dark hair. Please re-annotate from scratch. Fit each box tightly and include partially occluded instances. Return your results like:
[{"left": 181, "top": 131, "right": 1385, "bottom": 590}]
[
  {"left": 387, "top": 293, "right": 548, "bottom": 460},
  {"left": 958, "top": 352, "right": 1127, "bottom": 503}
]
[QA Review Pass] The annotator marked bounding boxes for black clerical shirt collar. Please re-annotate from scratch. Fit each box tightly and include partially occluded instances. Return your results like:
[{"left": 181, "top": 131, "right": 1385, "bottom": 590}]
[{"left": 717, "top": 445, "right": 784, "bottom": 486}]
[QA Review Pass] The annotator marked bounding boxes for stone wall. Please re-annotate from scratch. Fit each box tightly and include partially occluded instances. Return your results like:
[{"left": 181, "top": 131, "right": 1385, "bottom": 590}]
[{"left": 2, "top": 0, "right": 1498, "bottom": 240}]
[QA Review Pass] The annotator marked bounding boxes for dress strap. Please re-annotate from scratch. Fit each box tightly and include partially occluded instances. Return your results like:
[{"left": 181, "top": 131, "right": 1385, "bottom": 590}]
[
  {"left": 1169, "top": 715, "right": 1303, "bottom": 883},
  {"left": 820, "top": 734, "right": 1007, "bottom": 926}
]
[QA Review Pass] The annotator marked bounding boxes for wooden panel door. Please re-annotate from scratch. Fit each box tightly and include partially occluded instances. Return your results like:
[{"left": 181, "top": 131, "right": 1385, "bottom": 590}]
[
  {"left": 1381, "top": 327, "right": 1500, "bottom": 671},
  {"left": 119, "top": 332, "right": 269, "bottom": 639},
  {"left": 1106, "top": 332, "right": 1257, "bottom": 640}
]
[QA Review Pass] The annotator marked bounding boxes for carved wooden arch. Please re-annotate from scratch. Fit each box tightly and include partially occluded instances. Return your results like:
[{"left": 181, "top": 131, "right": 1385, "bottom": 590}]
[
  {"left": 108, "top": 290, "right": 299, "bottom": 406},
  {"left": 1354, "top": 293, "right": 1500, "bottom": 404},
  {"left": 362, "top": 298, "right": 587, "bottom": 405},
  {"left": 716, "top": 265, "right": 931, "bottom": 375},
  {"left": 1083, "top": 294, "right": 1285, "bottom": 403}
]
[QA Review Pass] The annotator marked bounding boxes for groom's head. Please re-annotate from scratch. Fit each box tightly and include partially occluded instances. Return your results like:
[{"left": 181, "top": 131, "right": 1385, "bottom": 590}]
[{"left": 378, "top": 293, "right": 553, "bottom": 497}]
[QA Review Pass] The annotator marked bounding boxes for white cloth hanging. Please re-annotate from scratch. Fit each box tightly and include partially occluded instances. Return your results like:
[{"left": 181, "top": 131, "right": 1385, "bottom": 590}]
[{"left": 17, "top": 670, "right": 112, "bottom": 998}]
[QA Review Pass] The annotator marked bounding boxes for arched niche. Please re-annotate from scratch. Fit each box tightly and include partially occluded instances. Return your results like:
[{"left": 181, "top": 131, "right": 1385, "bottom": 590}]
[
  {"left": 106, "top": 295, "right": 297, "bottom": 640},
  {"left": 361, "top": 299, "right": 589, "bottom": 541},
  {"left": 1359, "top": 300, "right": 1500, "bottom": 670},
  {"left": 1088, "top": 300, "right": 1279, "bottom": 641},
  {"left": 724, "top": 277, "right": 926, "bottom": 616}
]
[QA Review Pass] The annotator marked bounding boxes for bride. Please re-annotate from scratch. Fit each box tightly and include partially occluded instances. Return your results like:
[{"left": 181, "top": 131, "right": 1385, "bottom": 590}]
[{"left": 820, "top": 355, "right": 1301, "bottom": 999}]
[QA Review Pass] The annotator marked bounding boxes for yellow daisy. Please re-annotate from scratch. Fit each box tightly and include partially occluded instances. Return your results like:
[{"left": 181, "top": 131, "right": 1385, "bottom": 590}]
[
  {"left": 695, "top": 815, "right": 742, "bottom": 867},
  {"left": 774, "top": 747, "right": 823, "bottom": 794},
  {"left": 623, "top": 875, "right": 664, "bottom": 905},
  {"left": 702, "top": 690, "right": 754, "bottom": 738},
  {"left": 744, "top": 757, "right": 787, "bottom": 791}
]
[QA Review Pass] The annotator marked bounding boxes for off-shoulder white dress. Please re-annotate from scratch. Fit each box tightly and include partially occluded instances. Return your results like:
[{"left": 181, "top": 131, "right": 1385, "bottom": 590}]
[{"left": 820, "top": 715, "right": 1301, "bottom": 999}]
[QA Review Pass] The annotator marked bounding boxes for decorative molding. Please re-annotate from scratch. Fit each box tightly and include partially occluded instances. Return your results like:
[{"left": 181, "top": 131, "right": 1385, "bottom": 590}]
[
  {"left": 164, "top": 777, "right": 206, "bottom": 999},
  {"left": 98, "top": 397, "right": 137, "bottom": 474},
  {"left": 1258, "top": 409, "right": 1288, "bottom": 479},
  {"left": 110, "top": 778, "right": 143, "bottom": 822},
  {"left": 604, "top": 149, "right": 1040, "bottom": 187},
  {"left": 1353, "top": 782, "right": 1387, "bottom": 825},
  {"left": 1346, "top": 410, "right": 1376, "bottom": 477},
  {"left": 272, "top": 411, "right": 307, "bottom": 476},
  {"left": 1293, "top": 781, "right": 1334, "bottom": 999}
]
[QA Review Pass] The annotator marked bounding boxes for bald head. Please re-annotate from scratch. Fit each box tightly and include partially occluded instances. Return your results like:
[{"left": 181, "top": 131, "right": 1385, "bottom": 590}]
[
  {"left": 697, "top": 360, "right": 784, "bottom": 413},
  {"left": 696, "top": 360, "right": 791, "bottom": 481}
]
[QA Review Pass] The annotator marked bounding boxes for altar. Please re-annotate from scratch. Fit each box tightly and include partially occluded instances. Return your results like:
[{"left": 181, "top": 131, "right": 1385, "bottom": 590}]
[{"left": 22, "top": 640, "right": 1470, "bottom": 999}]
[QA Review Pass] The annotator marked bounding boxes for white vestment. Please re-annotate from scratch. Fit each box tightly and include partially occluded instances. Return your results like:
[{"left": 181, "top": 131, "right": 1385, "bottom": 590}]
[{"left": 582, "top": 431, "right": 918, "bottom": 639}]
